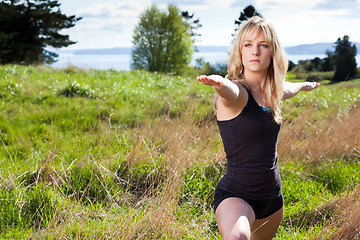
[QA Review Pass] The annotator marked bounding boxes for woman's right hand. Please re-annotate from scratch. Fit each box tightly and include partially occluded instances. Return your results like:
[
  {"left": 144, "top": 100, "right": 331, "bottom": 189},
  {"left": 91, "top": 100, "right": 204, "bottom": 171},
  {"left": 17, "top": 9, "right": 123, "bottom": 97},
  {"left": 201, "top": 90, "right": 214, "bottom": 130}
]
[{"left": 197, "top": 75, "right": 225, "bottom": 89}]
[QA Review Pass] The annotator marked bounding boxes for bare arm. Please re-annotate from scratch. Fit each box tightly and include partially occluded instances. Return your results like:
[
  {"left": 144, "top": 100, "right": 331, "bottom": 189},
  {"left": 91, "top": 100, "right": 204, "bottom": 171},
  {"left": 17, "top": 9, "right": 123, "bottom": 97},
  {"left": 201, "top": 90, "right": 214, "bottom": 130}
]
[
  {"left": 282, "top": 81, "right": 320, "bottom": 100},
  {"left": 197, "top": 75, "right": 240, "bottom": 102}
]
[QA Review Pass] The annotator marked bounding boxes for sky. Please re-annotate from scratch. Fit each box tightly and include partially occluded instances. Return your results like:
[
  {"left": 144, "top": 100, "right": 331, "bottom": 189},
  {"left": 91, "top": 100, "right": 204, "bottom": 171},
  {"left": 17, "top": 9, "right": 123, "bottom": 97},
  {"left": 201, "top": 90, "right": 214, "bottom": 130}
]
[{"left": 57, "top": 0, "right": 360, "bottom": 50}]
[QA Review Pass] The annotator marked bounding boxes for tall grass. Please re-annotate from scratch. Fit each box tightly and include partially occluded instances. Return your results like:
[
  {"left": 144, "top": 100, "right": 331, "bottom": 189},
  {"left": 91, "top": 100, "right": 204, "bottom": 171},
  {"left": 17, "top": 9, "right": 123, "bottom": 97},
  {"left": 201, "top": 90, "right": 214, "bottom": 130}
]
[
  {"left": 315, "top": 184, "right": 360, "bottom": 239},
  {"left": 279, "top": 105, "right": 360, "bottom": 162},
  {"left": 0, "top": 64, "right": 359, "bottom": 239}
]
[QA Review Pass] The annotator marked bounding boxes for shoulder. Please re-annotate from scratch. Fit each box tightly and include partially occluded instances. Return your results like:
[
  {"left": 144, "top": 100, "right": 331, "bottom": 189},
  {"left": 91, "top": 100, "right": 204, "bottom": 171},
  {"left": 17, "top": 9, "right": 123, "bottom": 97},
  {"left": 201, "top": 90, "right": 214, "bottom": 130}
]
[
  {"left": 215, "top": 82, "right": 249, "bottom": 121},
  {"left": 215, "top": 81, "right": 247, "bottom": 106}
]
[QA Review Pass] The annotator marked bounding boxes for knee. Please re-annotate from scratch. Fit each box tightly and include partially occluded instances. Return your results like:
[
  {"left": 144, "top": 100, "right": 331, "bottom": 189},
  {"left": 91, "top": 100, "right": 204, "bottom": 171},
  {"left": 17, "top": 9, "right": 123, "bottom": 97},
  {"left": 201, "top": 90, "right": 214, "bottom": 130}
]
[
  {"left": 223, "top": 232, "right": 250, "bottom": 240},
  {"left": 237, "top": 233, "right": 250, "bottom": 240}
]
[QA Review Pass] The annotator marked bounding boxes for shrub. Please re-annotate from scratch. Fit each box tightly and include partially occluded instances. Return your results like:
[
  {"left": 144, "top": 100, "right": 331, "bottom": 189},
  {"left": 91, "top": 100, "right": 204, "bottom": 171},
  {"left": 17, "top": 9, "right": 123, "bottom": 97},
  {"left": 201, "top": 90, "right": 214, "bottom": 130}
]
[
  {"left": 305, "top": 72, "right": 334, "bottom": 82},
  {"left": 57, "top": 80, "right": 96, "bottom": 98},
  {"left": 293, "top": 71, "right": 334, "bottom": 81}
]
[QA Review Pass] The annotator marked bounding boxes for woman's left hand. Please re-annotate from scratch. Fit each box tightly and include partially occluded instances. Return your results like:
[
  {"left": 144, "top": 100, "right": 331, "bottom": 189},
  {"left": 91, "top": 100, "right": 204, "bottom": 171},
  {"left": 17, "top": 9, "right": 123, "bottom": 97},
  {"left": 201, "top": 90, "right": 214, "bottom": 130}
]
[{"left": 301, "top": 82, "right": 320, "bottom": 91}]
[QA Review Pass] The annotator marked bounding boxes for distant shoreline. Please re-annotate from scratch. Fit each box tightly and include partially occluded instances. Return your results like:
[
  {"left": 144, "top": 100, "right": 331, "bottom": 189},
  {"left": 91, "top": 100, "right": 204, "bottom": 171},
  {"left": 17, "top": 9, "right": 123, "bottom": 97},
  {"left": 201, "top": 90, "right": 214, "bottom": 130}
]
[
  {"left": 57, "top": 42, "right": 360, "bottom": 56},
  {"left": 51, "top": 42, "right": 360, "bottom": 71},
  {"left": 53, "top": 52, "right": 355, "bottom": 71}
]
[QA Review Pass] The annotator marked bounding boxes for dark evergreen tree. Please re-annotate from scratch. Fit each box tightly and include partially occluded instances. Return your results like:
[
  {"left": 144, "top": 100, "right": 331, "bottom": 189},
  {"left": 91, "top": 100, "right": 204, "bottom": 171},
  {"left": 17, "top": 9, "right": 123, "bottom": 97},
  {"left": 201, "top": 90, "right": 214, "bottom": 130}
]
[
  {"left": 321, "top": 51, "right": 335, "bottom": 72},
  {"left": 235, "top": 5, "right": 262, "bottom": 28},
  {"left": 0, "top": 0, "right": 81, "bottom": 64},
  {"left": 333, "top": 35, "right": 357, "bottom": 82},
  {"left": 232, "top": 5, "right": 262, "bottom": 41},
  {"left": 288, "top": 60, "right": 296, "bottom": 71},
  {"left": 182, "top": 11, "right": 202, "bottom": 52}
]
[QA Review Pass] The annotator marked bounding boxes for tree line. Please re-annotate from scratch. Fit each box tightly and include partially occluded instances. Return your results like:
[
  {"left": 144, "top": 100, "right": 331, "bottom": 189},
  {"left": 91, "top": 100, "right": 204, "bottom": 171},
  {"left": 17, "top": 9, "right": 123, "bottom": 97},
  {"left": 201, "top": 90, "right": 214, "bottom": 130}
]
[
  {"left": 131, "top": 4, "right": 357, "bottom": 82},
  {"left": 291, "top": 35, "right": 357, "bottom": 82},
  {"left": 0, "top": 0, "right": 80, "bottom": 65},
  {"left": 0, "top": 1, "right": 357, "bottom": 82}
]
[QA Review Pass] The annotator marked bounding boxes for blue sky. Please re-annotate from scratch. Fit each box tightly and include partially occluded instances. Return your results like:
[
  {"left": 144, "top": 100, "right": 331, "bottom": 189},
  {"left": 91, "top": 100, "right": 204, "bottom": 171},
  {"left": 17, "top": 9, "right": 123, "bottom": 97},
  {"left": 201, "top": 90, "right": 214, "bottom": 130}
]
[{"left": 57, "top": 0, "right": 360, "bottom": 50}]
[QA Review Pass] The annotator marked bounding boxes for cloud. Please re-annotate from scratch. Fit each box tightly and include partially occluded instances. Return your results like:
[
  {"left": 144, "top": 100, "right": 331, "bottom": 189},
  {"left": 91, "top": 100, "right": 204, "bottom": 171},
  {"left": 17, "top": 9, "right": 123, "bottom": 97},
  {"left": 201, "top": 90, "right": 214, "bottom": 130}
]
[
  {"left": 314, "top": 0, "right": 360, "bottom": 18},
  {"left": 253, "top": 0, "right": 360, "bottom": 47},
  {"left": 61, "top": 0, "right": 360, "bottom": 50},
  {"left": 150, "top": 0, "right": 213, "bottom": 12},
  {"left": 62, "top": 0, "right": 150, "bottom": 49},
  {"left": 151, "top": 0, "right": 208, "bottom": 5},
  {"left": 310, "top": 0, "right": 360, "bottom": 20},
  {"left": 207, "top": 0, "right": 237, "bottom": 8},
  {"left": 256, "top": 0, "right": 325, "bottom": 13},
  {"left": 230, "top": 0, "right": 256, "bottom": 8},
  {"left": 313, "top": 0, "right": 357, "bottom": 10},
  {"left": 76, "top": 1, "right": 145, "bottom": 18}
]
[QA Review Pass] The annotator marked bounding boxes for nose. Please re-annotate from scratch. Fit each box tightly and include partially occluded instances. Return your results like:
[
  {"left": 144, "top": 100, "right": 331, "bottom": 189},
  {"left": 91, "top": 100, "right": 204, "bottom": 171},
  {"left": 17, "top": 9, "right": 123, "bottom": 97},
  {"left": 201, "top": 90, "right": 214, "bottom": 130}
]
[{"left": 252, "top": 46, "right": 260, "bottom": 56}]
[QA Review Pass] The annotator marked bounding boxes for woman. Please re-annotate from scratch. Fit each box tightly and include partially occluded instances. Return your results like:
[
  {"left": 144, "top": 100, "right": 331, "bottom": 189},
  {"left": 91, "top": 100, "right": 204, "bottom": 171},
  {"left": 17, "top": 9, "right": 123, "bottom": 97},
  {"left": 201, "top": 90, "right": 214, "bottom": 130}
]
[{"left": 197, "top": 16, "right": 319, "bottom": 240}]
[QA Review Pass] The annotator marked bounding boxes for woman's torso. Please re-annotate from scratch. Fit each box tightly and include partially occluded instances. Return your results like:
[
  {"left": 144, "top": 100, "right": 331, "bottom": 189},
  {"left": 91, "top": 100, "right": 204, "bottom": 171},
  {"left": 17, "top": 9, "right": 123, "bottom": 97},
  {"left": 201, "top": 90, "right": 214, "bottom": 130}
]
[{"left": 216, "top": 88, "right": 282, "bottom": 200}]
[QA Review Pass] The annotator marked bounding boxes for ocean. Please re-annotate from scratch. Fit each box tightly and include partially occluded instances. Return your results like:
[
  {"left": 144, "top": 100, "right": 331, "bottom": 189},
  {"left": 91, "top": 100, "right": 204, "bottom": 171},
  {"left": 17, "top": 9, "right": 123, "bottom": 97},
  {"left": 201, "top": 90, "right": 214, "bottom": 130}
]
[{"left": 50, "top": 51, "right": 359, "bottom": 72}]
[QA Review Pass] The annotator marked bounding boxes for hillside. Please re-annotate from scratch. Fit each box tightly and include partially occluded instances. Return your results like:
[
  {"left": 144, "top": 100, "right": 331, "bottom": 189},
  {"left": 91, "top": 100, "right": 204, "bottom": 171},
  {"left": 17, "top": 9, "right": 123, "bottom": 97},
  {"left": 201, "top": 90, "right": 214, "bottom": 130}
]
[{"left": 285, "top": 42, "right": 360, "bottom": 55}]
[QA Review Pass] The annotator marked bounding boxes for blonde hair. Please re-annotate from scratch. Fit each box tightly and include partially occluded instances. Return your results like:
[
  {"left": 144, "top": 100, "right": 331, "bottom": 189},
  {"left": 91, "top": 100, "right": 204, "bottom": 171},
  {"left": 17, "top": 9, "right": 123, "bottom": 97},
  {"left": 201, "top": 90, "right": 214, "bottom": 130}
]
[{"left": 227, "top": 16, "right": 288, "bottom": 123}]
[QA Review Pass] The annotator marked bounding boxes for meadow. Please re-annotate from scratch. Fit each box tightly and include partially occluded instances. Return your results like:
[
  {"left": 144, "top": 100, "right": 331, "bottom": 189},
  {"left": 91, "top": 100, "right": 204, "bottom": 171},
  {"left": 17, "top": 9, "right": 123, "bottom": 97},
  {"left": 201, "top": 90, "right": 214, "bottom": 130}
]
[{"left": 0, "top": 65, "right": 359, "bottom": 239}]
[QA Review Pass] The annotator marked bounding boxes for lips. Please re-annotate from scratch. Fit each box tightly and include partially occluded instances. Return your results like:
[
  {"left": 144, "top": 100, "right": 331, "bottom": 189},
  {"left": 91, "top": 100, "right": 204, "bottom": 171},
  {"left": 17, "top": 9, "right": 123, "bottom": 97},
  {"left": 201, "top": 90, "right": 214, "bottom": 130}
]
[{"left": 250, "top": 59, "right": 260, "bottom": 62}]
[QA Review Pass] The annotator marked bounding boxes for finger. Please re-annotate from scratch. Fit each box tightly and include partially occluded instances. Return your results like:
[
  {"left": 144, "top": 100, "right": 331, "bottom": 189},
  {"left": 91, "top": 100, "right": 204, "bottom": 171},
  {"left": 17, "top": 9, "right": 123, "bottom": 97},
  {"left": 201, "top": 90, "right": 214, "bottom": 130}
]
[
  {"left": 311, "top": 82, "right": 319, "bottom": 89},
  {"left": 197, "top": 76, "right": 206, "bottom": 82}
]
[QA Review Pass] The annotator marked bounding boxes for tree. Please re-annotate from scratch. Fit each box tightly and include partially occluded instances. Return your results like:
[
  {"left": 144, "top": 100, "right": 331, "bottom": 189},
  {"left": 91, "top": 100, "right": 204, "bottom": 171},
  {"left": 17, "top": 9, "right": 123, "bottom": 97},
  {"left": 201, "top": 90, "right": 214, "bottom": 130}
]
[
  {"left": 232, "top": 5, "right": 262, "bottom": 41},
  {"left": 321, "top": 50, "right": 335, "bottom": 72},
  {"left": 0, "top": 0, "right": 81, "bottom": 65},
  {"left": 182, "top": 11, "right": 202, "bottom": 52},
  {"left": 131, "top": 4, "right": 193, "bottom": 73},
  {"left": 235, "top": 5, "right": 262, "bottom": 29},
  {"left": 333, "top": 35, "right": 357, "bottom": 82},
  {"left": 288, "top": 60, "right": 296, "bottom": 71}
]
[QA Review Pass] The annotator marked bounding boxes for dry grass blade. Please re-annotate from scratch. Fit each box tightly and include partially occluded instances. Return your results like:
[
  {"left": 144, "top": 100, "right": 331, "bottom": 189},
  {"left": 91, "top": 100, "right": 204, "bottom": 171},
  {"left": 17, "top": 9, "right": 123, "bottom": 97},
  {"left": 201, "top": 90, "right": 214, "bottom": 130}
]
[
  {"left": 313, "top": 184, "right": 360, "bottom": 240},
  {"left": 278, "top": 106, "right": 360, "bottom": 162}
]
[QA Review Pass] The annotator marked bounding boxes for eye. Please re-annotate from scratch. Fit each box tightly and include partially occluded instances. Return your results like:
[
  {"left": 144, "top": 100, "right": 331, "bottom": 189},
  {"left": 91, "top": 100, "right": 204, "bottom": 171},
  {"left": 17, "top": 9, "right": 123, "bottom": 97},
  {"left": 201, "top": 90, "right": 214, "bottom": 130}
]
[
  {"left": 260, "top": 44, "right": 269, "bottom": 48},
  {"left": 244, "top": 44, "right": 252, "bottom": 47}
]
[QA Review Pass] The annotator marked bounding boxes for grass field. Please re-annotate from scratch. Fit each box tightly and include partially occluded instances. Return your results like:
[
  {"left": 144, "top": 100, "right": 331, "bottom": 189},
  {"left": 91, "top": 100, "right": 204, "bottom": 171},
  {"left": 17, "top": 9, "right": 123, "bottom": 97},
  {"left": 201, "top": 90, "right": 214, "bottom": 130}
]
[{"left": 0, "top": 65, "right": 359, "bottom": 239}]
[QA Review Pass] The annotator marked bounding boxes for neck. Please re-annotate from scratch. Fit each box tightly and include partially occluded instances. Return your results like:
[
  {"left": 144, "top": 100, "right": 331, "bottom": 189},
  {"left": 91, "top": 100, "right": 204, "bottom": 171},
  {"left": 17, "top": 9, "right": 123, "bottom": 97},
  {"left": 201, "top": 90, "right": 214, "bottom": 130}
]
[{"left": 243, "top": 70, "right": 268, "bottom": 92}]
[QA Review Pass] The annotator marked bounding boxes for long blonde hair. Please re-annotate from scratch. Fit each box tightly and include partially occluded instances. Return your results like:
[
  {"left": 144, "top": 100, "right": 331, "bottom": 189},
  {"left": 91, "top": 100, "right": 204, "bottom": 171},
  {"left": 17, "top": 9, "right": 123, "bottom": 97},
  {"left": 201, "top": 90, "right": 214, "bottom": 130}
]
[{"left": 227, "top": 16, "right": 288, "bottom": 123}]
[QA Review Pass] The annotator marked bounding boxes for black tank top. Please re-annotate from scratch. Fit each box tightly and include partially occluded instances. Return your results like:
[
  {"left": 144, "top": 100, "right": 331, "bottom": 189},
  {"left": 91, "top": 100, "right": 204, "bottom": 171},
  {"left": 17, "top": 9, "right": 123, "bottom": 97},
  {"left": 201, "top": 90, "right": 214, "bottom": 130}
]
[{"left": 216, "top": 89, "right": 282, "bottom": 200}]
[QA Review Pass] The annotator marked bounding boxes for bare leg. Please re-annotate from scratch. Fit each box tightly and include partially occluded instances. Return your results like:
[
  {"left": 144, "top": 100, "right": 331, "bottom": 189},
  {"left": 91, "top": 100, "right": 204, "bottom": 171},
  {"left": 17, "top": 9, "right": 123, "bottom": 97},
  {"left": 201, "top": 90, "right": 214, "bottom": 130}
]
[
  {"left": 251, "top": 206, "right": 283, "bottom": 240},
  {"left": 215, "top": 197, "right": 256, "bottom": 240}
]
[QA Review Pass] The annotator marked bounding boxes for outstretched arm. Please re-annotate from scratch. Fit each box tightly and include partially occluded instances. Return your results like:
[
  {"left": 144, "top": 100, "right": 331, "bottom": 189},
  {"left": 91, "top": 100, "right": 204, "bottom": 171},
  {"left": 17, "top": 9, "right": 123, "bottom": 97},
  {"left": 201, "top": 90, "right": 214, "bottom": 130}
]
[
  {"left": 197, "top": 75, "right": 240, "bottom": 102},
  {"left": 282, "top": 81, "right": 320, "bottom": 100}
]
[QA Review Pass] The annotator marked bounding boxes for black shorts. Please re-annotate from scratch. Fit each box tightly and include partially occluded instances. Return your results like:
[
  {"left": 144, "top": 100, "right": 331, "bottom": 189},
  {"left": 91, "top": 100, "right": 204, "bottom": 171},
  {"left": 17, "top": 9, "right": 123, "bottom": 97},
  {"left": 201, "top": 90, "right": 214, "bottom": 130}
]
[{"left": 213, "top": 189, "right": 284, "bottom": 219}]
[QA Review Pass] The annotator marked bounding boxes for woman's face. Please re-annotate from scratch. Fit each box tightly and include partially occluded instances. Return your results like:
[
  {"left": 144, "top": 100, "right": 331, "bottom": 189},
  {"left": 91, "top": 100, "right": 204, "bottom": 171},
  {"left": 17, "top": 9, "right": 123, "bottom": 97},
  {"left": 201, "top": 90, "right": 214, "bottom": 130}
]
[{"left": 241, "top": 28, "right": 272, "bottom": 76}]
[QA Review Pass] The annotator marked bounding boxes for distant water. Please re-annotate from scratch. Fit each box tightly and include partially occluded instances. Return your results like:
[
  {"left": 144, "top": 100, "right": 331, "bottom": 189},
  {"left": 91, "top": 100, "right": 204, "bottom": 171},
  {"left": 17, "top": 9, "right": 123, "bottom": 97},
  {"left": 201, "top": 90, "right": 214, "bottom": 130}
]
[{"left": 51, "top": 52, "right": 359, "bottom": 71}]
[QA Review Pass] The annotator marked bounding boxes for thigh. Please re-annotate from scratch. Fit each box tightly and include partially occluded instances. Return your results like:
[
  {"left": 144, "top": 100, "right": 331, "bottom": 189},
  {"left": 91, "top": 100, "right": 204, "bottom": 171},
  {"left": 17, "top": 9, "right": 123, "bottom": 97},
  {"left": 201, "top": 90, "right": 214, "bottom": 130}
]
[
  {"left": 251, "top": 206, "right": 283, "bottom": 240},
  {"left": 215, "top": 197, "right": 256, "bottom": 240}
]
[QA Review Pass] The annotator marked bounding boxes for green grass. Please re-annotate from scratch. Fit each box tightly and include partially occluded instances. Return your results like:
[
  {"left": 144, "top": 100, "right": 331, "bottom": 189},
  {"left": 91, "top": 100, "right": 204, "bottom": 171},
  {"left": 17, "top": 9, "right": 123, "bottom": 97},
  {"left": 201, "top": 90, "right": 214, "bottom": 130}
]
[
  {"left": 282, "top": 79, "right": 360, "bottom": 121},
  {"left": 0, "top": 64, "right": 359, "bottom": 239},
  {"left": 279, "top": 160, "right": 360, "bottom": 235}
]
